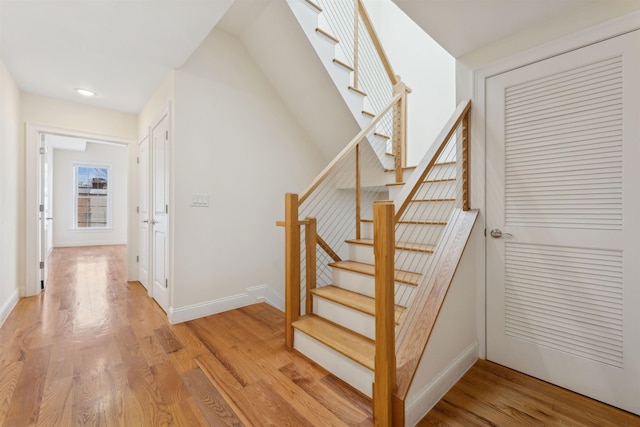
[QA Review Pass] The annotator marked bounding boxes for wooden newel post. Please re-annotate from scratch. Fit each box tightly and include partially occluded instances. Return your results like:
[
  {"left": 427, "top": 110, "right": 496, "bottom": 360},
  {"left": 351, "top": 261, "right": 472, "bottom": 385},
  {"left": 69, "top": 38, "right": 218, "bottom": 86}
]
[
  {"left": 393, "top": 77, "right": 411, "bottom": 183},
  {"left": 285, "top": 193, "right": 300, "bottom": 349},
  {"left": 373, "top": 200, "right": 396, "bottom": 426},
  {"left": 462, "top": 110, "right": 470, "bottom": 211},
  {"left": 305, "top": 217, "right": 317, "bottom": 315}
]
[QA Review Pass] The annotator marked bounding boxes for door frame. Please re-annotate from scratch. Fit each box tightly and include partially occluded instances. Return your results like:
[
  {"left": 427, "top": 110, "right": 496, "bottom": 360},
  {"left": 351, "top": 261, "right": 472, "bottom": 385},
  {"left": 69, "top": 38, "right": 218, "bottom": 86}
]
[
  {"left": 25, "top": 123, "right": 134, "bottom": 297},
  {"left": 144, "top": 103, "right": 173, "bottom": 311},
  {"left": 471, "top": 10, "right": 640, "bottom": 357}
]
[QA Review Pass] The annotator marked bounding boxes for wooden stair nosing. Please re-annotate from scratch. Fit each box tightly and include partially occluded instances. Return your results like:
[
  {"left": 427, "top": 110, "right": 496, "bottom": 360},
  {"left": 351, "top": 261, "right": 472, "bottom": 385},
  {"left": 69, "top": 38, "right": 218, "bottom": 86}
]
[
  {"left": 316, "top": 28, "right": 339, "bottom": 43},
  {"left": 292, "top": 314, "right": 375, "bottom": 370},
  {"left": 361, "top": 218, "right": 447, "bottom": 226},
  {"left": 332, "top": 58, "right": 354, "bottom": 72},
  {"left": 303, "top": 0, "right": 322, "bottom": 13},
  {"left": 412, "top": 198, "right": 456, "bottom": 203},
  {"left": 311, "top": 285, "right": 405, "bottom": 324},
  {"left": 348, "top": 86, "right": 368, "bottom": 97},
  {"left": 328, "top": 260, "right": 422, "bottom": 286},
  {"left": 345, "top": 238, "right": 435, "bottom": 254}
]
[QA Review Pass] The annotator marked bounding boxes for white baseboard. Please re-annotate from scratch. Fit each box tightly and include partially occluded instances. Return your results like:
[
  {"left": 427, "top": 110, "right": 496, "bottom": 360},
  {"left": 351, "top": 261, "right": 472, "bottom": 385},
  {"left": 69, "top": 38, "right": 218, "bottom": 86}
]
[
  {"left": 168, "top": 284, "right": 284, "bottom": 324},
  {"left": 54, "top": 240, "right": 127, "bottom": 248},
  {"left": 0, "top": 288, "right": 19, "bottom": 328},
  {"left": 405, "top": 342, "right": 479, "bottom": 427}
]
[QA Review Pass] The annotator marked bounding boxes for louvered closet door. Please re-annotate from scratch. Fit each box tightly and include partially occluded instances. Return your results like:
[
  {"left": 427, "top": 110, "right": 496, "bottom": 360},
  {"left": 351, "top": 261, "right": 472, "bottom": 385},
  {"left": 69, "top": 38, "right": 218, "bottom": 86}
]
[{"left": 486, "top": 30, "right": 640, "bottom": 414}]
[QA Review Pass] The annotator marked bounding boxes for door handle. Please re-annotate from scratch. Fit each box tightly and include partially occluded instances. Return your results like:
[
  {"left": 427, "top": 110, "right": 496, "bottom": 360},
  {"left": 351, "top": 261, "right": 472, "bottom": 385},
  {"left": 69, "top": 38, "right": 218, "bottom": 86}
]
[{"left": 490, "top": 229, "right": 513, "bottom": 238}]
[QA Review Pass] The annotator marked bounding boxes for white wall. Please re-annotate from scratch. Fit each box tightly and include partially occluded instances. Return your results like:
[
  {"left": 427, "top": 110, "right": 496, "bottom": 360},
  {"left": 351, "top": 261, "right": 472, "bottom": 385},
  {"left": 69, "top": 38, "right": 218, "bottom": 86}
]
[
  {"left": 171, "top": 28, "right": 327, "bottom": 311},
  {"left": 21, "top": 93, "right": 138, "bottom": 285},
  {"left": 52, "top": 142, "right": 128, "bottom": 247},
  {"left": 0, "top": 60, "right": 21, "bottom": 325},
  {"left": 365, "top": 0, "right": 455, "bottom": 166}
]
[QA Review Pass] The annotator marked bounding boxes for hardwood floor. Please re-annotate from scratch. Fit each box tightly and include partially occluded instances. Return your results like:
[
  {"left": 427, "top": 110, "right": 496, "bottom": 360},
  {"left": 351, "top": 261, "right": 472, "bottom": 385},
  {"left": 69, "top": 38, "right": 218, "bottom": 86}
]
[{"left": 0, "top": 245, "right": 637, "bottom": 426}]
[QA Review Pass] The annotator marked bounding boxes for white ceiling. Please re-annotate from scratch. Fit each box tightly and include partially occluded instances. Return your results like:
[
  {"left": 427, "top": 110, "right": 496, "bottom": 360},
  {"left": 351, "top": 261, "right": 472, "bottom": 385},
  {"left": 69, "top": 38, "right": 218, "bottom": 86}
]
[
  {"left": 391, "top": 0, "right": 597, "bottom": 58},
  {"left": 0, "top": 0, "right": 614, "bottom": 115},
  {"left": 0, "top": 0, "right": 234, "bottom": 113}
]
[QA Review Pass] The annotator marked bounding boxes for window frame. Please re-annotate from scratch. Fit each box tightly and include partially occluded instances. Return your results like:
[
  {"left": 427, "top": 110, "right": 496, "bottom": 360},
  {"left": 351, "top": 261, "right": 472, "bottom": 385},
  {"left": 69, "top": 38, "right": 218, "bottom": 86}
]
[{"left": 72, "top": 162, "right": 112, "bottom": 230}]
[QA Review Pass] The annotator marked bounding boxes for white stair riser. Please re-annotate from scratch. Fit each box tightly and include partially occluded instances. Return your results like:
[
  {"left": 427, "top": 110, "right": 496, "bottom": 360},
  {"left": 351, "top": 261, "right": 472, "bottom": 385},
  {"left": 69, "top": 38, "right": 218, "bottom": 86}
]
[
  {"left": 388, "top": 183, "right": 457, "bottom": 221},
  {"left": 348, "top": 243, "right": 432, "bottom": 267},
  {"left": 313, "top": 297, "right": 376, "bottom": 340},
  {"left": 383, "top": 168, "right": 413, "bottom": 184},
  {"left": 413, "top": 180, "right": 457, "bottom": 200},
  {"left": 426, "top": 164, "right": 457, "bottom": 181},
  {"left": 294, "top": 329, "right": 373, "bottom": 397},
  {"left": 395, "top": 223, "right": 446, "bottom": 244},
  {"left": 403, "top": 201, "right": 456, "bottom": 222},
  {"left": 331, "top": 268, "right": 416, "bottom": 304},
  {"left": 360, "top": 222, "right": 446, "bottom": 241}
]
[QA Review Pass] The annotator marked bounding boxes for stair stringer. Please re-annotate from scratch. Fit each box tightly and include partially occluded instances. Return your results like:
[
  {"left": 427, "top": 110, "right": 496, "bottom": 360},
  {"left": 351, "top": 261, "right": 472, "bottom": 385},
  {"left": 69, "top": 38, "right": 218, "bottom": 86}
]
[
  {"left": 286, "top": 0, "right": 395, "bottom": 170},
  {"left": 393, "top": 208, "right": 479, "bottom": 426}
]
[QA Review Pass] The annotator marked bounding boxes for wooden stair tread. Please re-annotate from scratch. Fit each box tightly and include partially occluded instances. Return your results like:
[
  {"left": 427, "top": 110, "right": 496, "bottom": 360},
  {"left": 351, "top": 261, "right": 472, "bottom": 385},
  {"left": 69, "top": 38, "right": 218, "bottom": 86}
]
[
  {"left": 329, "top": 260, "right": 422, "bottom": 286},
  {"left": 349, "top": 86, "right": 368, "bottom": 97},
  {"left": 311, "top": 285, "right": 405, "bottom": 324},
  {"left": 332, "top": 58, "right": 353, "bottom": 72},
  {"left": 292, "top": 314, "right": 374, "bottom": 370},
  {"left": 315, "top": 28, "right": 339, "bottom": 43},
  {"left": 345, "top": 238, "right": 435, "bottom": 254},
  {"left": 413, "top": 198, "right": 456, "bottom": 202},
  {"left": 361, "top": 218, "right": 447, "bottom": 226},
  {"left": 303, "top": 0, "right": 322, "bottom": 12}
]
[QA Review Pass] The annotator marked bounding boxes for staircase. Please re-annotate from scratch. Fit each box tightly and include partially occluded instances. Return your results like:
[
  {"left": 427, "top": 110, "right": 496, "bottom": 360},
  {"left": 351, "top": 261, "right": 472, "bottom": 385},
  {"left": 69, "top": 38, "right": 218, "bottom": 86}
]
[{"left": 280, "top": 1, "right": 478, "bottom": 425}]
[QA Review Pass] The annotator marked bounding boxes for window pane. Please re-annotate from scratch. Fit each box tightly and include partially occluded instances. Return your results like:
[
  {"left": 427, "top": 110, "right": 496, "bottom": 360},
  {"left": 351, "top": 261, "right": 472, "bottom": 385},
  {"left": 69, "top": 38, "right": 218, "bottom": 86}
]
[{"left": 76, "top": 166, "right": 109, "bottom": 228}]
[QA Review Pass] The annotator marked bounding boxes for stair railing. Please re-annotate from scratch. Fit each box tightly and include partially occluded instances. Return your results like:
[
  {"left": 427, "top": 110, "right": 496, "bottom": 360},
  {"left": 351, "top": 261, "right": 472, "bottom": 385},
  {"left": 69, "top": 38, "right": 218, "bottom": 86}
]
[
  {"left": 371, "top": 100, "right": 476, "bottom": 425},
  {"left": 283, "top": 94, "right": 402, "bottom": 348},
  {"left": 314, "top": 0, "right": 410, "bottom": 175}
]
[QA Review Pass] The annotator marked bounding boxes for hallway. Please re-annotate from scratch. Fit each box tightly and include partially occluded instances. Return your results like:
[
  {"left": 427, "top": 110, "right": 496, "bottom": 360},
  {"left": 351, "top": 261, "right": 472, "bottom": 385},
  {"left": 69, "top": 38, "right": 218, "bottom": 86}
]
[{"left": 0, "top": 245, "right": 372, "bottom": 426}]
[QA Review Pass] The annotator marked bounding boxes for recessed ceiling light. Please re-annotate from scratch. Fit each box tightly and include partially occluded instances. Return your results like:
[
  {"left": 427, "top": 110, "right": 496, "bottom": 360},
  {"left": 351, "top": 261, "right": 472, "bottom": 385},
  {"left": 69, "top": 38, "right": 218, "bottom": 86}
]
[{"left": 75, "top": 88, "right": 96, "bottom": 97}]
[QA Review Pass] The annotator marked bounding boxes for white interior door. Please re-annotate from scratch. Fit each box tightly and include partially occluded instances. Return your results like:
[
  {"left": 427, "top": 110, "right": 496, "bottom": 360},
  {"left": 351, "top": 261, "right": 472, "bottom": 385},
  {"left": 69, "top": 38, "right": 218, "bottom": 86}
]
[
  {"left": 138, "top": 136, "right": 150, "bottom": 292},
  {"left": 151, "top": 114, "right": 170, "bottom": 312},
  {"left": 38, "top": 133, "right": 47, "bottom": 290},
  {"left": 486, "top": 31, "right": 640, "bottom": 414}
]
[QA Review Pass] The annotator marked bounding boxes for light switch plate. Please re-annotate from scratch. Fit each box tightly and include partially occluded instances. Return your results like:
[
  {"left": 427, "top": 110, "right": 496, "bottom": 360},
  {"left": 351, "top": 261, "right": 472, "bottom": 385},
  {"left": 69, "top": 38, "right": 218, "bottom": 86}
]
[{"left": 191, "top": 194, "right": 209, "bottom": 207}]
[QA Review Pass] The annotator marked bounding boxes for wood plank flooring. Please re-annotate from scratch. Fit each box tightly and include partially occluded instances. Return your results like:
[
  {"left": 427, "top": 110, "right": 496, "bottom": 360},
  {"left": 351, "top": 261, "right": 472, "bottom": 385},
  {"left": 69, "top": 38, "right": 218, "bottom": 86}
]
[{"left": 0, "top": 245, "right": 637, "bottom": 426}]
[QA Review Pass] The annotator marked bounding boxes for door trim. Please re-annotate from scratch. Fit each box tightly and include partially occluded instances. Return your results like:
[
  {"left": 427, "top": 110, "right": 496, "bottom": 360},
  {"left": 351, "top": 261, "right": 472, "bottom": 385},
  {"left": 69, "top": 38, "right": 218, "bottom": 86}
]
[
  {"left": 471, "top": 10, "right": 640, "bottom": 357},
  {"left": 25, "top": 123, "right": 134, "bottom": 297}
]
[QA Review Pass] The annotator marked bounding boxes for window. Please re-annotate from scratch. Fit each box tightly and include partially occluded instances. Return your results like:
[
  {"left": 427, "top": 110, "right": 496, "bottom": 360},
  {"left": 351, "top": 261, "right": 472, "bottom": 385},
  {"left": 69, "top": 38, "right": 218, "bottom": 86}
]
[{"left": 74, "top": 165, "right": 110, "bottom": 229}]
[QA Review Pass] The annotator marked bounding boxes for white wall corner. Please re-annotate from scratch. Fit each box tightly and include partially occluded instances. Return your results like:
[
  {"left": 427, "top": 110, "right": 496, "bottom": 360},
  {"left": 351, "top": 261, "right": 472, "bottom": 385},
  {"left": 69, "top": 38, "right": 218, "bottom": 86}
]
[
  {"left": 0, "top": 289, "right": 19, "bottom": 328},
  {"left": 405, "top": 342, "right": 479, "bottom": 427},
  {"left": 168, "top": 284, "right": 284, "bottom": 324},
  {"left": 246, "top": 284, "right": 285, "bottom": 311}
]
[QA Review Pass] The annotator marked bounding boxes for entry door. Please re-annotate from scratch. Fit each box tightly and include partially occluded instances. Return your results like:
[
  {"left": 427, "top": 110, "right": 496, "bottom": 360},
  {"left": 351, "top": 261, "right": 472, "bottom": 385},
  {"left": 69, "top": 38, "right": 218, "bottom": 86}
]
[
  {"left": 486, "top": 31, "right": 640, "bottom": 414},
  {"left": 138, "top": 136, "right": 150, "bottom": 292},
  {"left": 151, "top": 114, "right": 170, "bottom": 312}
]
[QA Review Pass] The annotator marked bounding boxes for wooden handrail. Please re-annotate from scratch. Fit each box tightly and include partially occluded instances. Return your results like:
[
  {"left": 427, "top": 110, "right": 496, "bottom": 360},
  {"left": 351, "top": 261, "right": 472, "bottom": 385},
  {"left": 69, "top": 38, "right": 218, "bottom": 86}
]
[
  {"left": 356, "top": 0, "right": 397, "bottom": 86},
  {"left": 298, "top": 93, "right": 402, "bottom": 205},
  {"left": 394, "top": 100, "right": 471, "bottom": 220},
  {"left": 373, "top": 200, "right": 396, "bottom": 426}
]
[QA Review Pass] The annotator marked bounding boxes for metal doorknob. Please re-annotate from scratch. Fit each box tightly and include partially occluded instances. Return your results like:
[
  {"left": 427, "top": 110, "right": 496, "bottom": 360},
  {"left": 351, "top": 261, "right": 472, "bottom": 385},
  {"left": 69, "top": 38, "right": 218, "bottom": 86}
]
[{"left": 490, "top": 229, "right": 512, "bottom": 238}]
